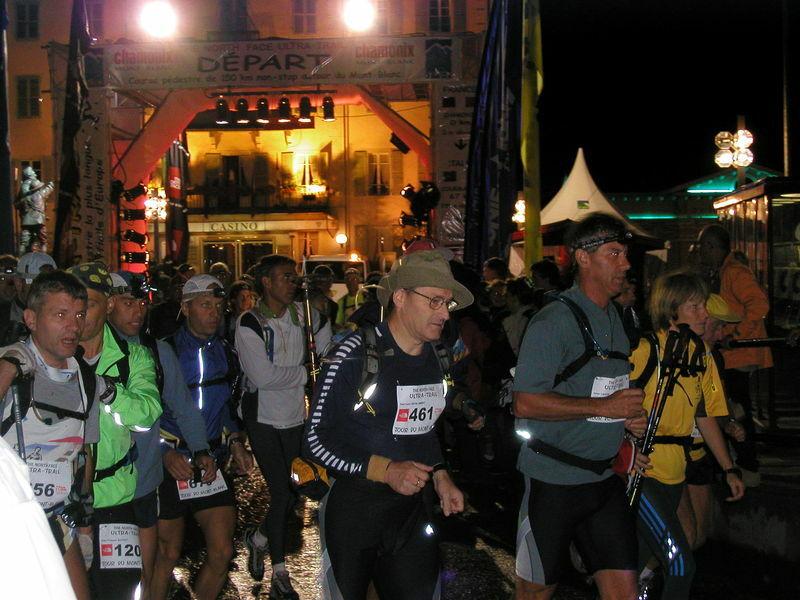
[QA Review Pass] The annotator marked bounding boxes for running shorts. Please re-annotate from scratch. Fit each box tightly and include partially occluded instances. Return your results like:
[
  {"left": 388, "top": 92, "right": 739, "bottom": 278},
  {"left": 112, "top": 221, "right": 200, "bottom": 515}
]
[
  {"left": 516, "top": 474, "right": 637, "bottom": 585},
  {"left": 157, "top": 468, "right": 235, "bottom": 520}
]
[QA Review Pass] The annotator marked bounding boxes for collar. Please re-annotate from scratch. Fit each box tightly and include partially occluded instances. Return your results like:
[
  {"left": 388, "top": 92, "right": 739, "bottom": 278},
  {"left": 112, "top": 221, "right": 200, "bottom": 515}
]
[
  {"left": 26, "top": 338, "right": 78, "bottom": 383},
  {"left": 179, "top": 324, "right": 218, "bottom": 349},
  {"left": 257, "top": 299, "right": 300, "bottom": 325}
]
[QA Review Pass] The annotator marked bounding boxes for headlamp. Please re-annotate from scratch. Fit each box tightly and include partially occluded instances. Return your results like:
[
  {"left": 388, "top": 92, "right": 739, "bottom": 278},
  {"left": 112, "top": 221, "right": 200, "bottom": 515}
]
[{"left": 571, "top": 230, "right": 633, "bottom": 252}]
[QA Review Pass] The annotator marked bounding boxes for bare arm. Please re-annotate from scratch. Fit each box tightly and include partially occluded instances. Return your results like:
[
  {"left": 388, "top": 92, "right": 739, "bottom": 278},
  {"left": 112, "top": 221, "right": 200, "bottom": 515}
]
[
  {"left": 513, "top": 387, "right": 644, "bottom": 421},
  {"left": 696, "top": 415, "right": 745, "bottom": 501}
]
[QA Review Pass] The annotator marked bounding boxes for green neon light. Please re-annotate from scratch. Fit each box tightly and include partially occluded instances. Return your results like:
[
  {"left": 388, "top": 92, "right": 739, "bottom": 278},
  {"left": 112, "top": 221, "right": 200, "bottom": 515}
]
[
  {"left": 686, "top": 188, "right": 734, "bottom": 194},
  {"left": 627, "top": 214, "right": 718, "bottom": 220}
]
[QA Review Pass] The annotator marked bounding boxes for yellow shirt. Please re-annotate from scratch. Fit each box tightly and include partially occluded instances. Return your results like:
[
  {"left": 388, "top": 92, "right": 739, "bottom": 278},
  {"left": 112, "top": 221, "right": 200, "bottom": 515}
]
[
  {"left": 688, "top": 351, "right": 729, "bottom": 462},
  {"left": 630, "top": 331, "right": 726, "bottom": 484}
]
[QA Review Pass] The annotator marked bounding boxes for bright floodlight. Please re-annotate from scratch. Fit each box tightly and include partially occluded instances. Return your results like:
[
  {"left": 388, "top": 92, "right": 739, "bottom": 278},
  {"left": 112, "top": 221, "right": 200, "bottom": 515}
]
[
  {"left": 733, "top": 148, "right": 754, "bottom": 168},
  {"left": 714, "top": 148, "right": 734, "bottom": 169},
  {"left": 714, "top": 131, "right": 733, "bottom": 150},
  {"left": 343, "top": 0, "right": 376, "bottom": 32},
  {"left": 733, "top": 129, "right": 754, "bottom": 150},
  {"left": 140, "top": 2, "right": 178, "bottom": 38},
  {"left": 335, "top": 232, "right": 348, "bottom": 245}
]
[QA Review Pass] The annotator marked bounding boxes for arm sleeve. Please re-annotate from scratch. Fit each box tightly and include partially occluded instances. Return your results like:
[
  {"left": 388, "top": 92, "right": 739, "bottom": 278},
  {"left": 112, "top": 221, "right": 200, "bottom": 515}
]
[
  {"left": 303, "top": 335, "right": 374, "bottom": 478},
  {"left": 701, "top": 352, "right": 729, "bottom": 418},
  {"left": 235, "top": 312, "right": 307, "bottom": 391},
  {"left": 104, "top": 344, "right": 162, "bottom": 432},
  {"left": 313, "top": 308, "right": 333, "bottom": 358},
  {"left": 728, "top": 267, "right": 770, "bottom": 338},
  {"left": 157, "top": 340, "right": 209, "bottom": 453}
]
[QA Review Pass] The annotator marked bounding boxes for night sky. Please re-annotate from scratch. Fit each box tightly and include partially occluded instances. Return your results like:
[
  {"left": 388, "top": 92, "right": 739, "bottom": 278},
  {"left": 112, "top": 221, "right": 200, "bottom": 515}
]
[{"left": 537, "top": 0, "right": 787, "bottom": 201}]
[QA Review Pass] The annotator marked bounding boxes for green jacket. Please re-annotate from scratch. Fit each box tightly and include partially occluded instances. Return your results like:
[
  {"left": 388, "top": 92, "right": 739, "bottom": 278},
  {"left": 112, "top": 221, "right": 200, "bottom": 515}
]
[{"left": 92, "top": 324, "right": 162, "bottom": 508}]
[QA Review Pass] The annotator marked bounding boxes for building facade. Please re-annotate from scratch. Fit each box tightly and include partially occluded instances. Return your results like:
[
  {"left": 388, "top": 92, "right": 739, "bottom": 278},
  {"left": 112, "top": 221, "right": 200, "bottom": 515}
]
[{"left": 8, "top": 0, "right": 489, "bottom": 274}]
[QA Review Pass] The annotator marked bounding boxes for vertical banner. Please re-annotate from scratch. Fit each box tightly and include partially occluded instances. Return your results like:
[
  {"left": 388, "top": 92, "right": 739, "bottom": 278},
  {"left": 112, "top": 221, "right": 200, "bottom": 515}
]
[
  {"left": 76, "top": 86, "right": 109, "bottom": 263},
  {"left": 431, "top": 83, "right": 476, "bottom": 253},
  {"left": 166, "top": 140, "right": 189, "bottom": 263},
  {"left": 463, "top": 0, "right": 522, "bottom": 270},
  {"left": 522, "top": 0, "right": 544, "bottom": 268}
]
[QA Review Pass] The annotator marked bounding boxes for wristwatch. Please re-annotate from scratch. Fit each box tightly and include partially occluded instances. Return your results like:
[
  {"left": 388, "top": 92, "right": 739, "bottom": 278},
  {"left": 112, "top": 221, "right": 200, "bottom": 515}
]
[
  {"left": 724, "top": 467, "right": 743, "bottom": 479},
  {"left": 192, "top": 449, "right": 211, "bottom": 463}
]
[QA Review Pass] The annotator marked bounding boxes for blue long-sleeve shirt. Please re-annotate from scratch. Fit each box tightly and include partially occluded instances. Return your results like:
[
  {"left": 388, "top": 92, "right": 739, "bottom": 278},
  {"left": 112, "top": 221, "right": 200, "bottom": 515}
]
[
  {"left": 118, "top": 330, "right": 209, "bottom": 499},
  {"left": 160, "top": 326, "right": 239, "bottom": 450}
]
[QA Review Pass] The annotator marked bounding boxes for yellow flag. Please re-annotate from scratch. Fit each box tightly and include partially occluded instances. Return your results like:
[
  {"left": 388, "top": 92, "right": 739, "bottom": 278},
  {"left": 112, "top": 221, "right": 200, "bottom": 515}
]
[{"left": 521, "top": 0, "right": 544, "bottom": 268}]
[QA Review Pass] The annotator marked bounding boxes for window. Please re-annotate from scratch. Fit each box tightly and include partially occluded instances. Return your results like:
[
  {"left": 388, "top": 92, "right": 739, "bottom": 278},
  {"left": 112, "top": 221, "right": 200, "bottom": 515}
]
[
  {"left": 16, "top": 76, "right": 40, "bottom": 118},
  {"left": 87, "top": 0, "right": 103, "bottom": 40},
  {"left": 368, "top": 152, "right": 390, "bottom": 196},
  {"left": 293, "top": 0, "right": 316, "bottom": 34},
  {"left": 429, "top": 0, "right": 450, "bottom": 33},
  {"left": 15, "top": 2, "right": 38, "bottom": 39},
  {"left": 220, "top": 0, "right": 249, "bottom": 32}
]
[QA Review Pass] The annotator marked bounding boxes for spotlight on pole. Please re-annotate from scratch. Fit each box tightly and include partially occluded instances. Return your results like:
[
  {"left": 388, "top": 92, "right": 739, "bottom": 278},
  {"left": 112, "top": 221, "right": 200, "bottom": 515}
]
[
  {"left": 343, "top": 0, "right": 376, "bottom": 32},
  {"left": 256, "top": 98, "right": 270, "bottom": 124},
  {"left": 322, "top": 96, "right": 335, "bottom": 122},
  {"left": 215, "top": 98, "right": 230, "bottom": 125},
  {"left": 298, "top": 97, "right": 313, "bottom": 123},
  {"left": 139, "top": 1, "right": 178, "bottom": 38},
  {"left": 235, "top": 98, "right": 250, "bottom": 124},
  {"left": 278, "top": 97, "right": 292, "bottom": 123}
]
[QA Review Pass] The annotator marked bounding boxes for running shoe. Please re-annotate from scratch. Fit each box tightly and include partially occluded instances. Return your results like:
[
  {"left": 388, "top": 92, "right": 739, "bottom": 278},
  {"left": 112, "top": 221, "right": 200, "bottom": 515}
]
[
  {"left": 243, "top": 527, "right": 267, "bottom": 581},
  {"left": 269, "top": 571, "right": 300, "bottom": 600}
]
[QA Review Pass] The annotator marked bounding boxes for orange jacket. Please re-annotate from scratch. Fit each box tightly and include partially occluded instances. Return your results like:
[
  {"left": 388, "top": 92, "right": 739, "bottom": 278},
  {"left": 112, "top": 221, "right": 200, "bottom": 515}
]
[{"left": 719, "top": 253, "right": 773, "bottom": 370}]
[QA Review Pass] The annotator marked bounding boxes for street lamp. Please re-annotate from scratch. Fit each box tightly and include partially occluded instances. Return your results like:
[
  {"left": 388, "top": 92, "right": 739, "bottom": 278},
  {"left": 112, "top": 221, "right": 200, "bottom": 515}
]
[
  {"left": 335, "top": 232, "right": 348, "bottom": 249},
  {"left": 343, "top": 0, "right": 376, "bottom": 32},
  {"left": 145, "top": 189, "right": 168, "bottom": 265},
  {"left": 714, "top": 116, "right": 754, "bottom": 187},
  {"left": 139, "top": 2, "right": 178, "bottom": 38}
]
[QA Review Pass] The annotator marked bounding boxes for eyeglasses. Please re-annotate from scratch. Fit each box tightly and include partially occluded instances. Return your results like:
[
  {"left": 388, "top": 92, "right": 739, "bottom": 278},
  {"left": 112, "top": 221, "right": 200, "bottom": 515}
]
[{"left": 405, "top": 288, "right": 458, "bottom": 312}]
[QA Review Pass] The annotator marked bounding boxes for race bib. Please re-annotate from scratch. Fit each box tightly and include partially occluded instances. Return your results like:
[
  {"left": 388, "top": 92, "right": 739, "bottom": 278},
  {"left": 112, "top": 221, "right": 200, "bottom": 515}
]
[
  {"left": 99, "top": 523, "right": 142, "bottom": 570},
  {"left": 176, "top": 469, "right": 228, "bottom": 501},
  {"left": 393, "top": 383, "right": 446, "bottom": 436},
  {"left": 27, "top": 460, "right": 71, "bottom": 509},
  {"left": 587, "top": 374, "right": 629, "bottom": 423}
]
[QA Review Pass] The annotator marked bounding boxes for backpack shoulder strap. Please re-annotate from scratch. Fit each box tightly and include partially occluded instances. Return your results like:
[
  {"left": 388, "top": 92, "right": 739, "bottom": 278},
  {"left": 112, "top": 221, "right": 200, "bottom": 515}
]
[
  {"left": 553, "top": 295, "right": 596, "bottom": 387},
  {"left": 107, "top": 326, "right": 131, "bottom": 385},
  {"left": 139, "top": 332, "right": 165, "bottom": 396},
  {"left": 633, "top": 332, "right": 659, "bottom": 389},
  {"left": 0, "top": 377, "right": 32, "bottom": 436}
]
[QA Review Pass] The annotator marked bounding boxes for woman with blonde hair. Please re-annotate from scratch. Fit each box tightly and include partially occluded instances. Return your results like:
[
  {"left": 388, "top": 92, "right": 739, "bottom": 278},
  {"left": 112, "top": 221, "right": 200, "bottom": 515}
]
[{"left": 630, "top": 270, "right": 744, "bottom": 598}]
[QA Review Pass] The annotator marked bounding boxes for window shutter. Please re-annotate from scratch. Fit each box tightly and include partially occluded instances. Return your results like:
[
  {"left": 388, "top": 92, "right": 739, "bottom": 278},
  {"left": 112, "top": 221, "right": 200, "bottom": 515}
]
[
  {"left": 453, "top": 0, "right": 466, "bottom": 32},
  {"left": 281, "top": 151, "right": 295, "bottom": 187},
  {"left": 252, "top": 153, "right": 270, "bottom": 208},
  {"left": 353, "top": 151, "right": 368, "bottom": 196},
  {"left": 390, "top": 0, "right": 403, "bottom": 34},
  {"left": 204, "top": 153, "right": 221, "bottom": 209},
  {"left": 415, "top": 0, "right": 428, "bottom": 32},
  {"left": 390, "top": 150, "right": 404, "bottom": 195}
]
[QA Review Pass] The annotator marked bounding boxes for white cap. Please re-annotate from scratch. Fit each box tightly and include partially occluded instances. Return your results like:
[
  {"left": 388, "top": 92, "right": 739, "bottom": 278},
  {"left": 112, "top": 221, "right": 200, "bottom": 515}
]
[
  {"left": 16, "top": 252, "right": 56, "bottom": 283},
  {"left": 182, "top": 274, "right": 225, "bottom": 300}
]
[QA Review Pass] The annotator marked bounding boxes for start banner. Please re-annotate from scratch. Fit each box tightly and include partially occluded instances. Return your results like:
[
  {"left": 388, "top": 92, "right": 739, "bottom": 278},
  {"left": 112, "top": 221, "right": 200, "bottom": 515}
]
[{"left": 100, "top": 36, "right": 464, "bottom": 90}]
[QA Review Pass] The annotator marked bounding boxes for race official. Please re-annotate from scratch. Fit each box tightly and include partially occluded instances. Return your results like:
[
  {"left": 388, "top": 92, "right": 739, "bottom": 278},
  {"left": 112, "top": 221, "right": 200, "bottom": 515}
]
[
  {"left": 303, "top": 250, "right": 467, "bottom": 600},
  {"left": 512, "top": 213, "right": 646, "bottom": 600}
]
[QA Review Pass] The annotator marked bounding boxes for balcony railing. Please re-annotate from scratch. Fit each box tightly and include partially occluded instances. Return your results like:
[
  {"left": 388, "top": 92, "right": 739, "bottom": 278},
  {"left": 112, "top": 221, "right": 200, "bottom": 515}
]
[{"left": 185, "top": 185, "right": 330, "bottom": 215}]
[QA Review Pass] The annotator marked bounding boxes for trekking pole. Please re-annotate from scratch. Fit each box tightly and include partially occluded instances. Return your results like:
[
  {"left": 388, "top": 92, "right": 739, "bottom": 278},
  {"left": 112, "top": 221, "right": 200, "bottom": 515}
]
[
  {"left": 299, "top": 276, "right": 319, "bottom": 387},
  {"left": 11, "top": 381, "right": 26, "bottom": 461},
  {"left": 627, "top": 325, "right": 692, "bottom": 507}
]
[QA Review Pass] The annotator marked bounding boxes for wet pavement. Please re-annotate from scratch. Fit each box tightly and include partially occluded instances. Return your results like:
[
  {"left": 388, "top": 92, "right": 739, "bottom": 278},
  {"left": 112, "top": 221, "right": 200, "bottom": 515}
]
[{"left": 168, "top": 460, "right": 795, "bottom": 599}]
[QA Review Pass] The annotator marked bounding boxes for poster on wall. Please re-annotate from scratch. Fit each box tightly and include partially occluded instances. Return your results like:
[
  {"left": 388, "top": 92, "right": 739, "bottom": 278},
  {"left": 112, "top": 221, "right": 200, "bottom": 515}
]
[
  {"left": 431, "top": 83, "right": 475, "bottom": 251},
  {"left": 100, "top": 36, "right": 464, "bottom": 90}
]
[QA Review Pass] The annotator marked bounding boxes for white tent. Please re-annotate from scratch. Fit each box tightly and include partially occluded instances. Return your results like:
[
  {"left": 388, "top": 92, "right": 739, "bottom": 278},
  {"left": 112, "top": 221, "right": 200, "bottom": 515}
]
[{"left": 541, "top": 147, "right": 654, "bottom": 239}]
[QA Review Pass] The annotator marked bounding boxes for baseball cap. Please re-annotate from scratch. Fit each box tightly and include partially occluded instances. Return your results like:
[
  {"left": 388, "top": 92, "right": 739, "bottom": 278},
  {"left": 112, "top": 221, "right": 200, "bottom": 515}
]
[
  {"left": 377, "top": 250, "right": 473, "bottom": 309},
  {"left": 16, "top": 252, "right": 56, "bottom": 283},
  {"left": 706, "top": 293, "right": 741, "bottom": 323},
  {"left": 182, "top": 274, "right": 226, "bottom": 301},
  {"left": 66, "top": 261, "right": 114, "bottom": 295}
]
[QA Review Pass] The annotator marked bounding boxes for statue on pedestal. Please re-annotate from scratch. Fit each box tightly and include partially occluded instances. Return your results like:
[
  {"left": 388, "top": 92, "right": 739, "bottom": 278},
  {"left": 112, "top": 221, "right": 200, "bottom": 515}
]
[{"left": 15, "top": 166, "right": 54, "bottom": 254}]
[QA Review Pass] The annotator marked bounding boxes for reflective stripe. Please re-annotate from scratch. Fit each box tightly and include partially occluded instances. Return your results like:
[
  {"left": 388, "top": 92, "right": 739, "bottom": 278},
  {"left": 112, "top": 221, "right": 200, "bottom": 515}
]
[{"left": 197, "top": 347, "right": 205, "bottom": 410}]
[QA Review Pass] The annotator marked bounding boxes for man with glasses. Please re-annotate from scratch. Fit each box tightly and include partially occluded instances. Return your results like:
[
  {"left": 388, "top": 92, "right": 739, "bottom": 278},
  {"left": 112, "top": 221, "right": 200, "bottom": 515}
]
[
  {"left": 512, "top": 213, "right": 646, "bottom": 600},
  {"left": 236, "top": 254, "right": 331, "bottom": 600},
  {"left": 303, "top": 250, "right": 467, "bottom": 599}
]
